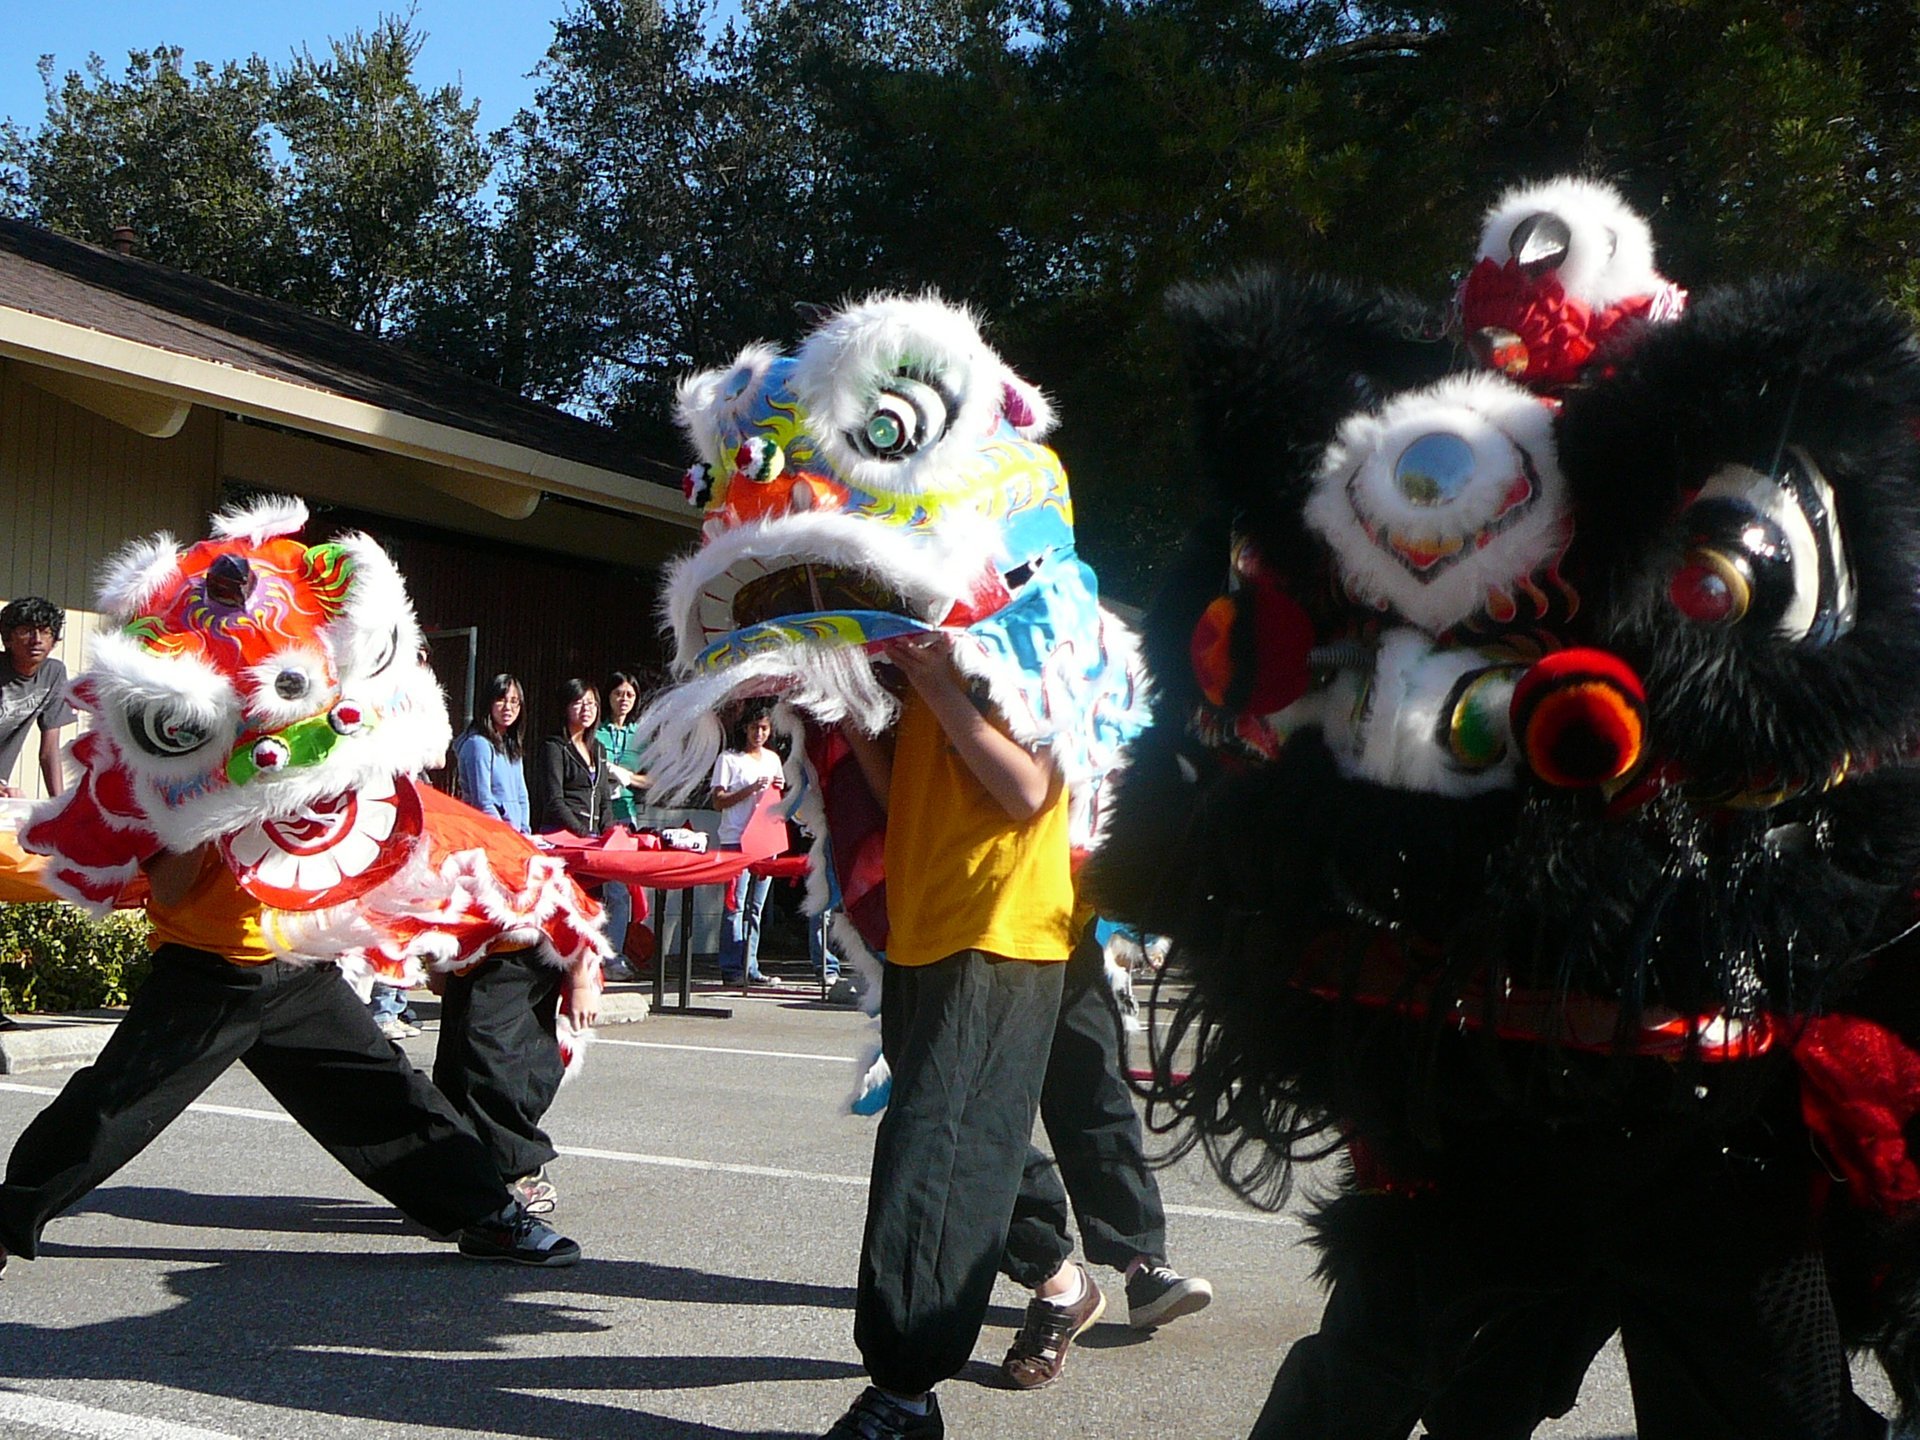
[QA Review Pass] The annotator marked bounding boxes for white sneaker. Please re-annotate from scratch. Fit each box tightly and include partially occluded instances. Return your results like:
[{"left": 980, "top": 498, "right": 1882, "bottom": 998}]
[{"left": 375, "top": 1014, "right": 421, "bottom": 1041}]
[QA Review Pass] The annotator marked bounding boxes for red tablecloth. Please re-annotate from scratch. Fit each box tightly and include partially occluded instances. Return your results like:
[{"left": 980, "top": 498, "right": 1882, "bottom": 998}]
[{"left": 538, "top": 788, "right": 803, "bottom": 891}]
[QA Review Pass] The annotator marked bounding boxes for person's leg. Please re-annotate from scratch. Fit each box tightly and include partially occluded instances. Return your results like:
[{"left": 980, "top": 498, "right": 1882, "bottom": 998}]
[
  {"left": 239, "top": 961, "right": 510, "bottom": 1236},
  {"left": 854, "top": 951, "right": 1066, "bottom": 1397},
  {"left": 602, "top": 883, "right": 632, "bottom": 958},
  {"left": 811, "top": 909, "right": 840, "bottom": 983},
  {"left": 1040, "top": 926, "right": 1167, "bottom": 1269},
  {"left": 741, "top": 871, "right": 774, "bottom": 982},
  {"left": 1002, "top": 1145, "right": 1077, "bottom": 1287},
  {"left": 430, "top": 950, "right": 566, "bottom": 1184},
  {"left": 1247, "top": 1262, "right": 1431, "bottom": 1440},
  {"left": 0, "top": 945, "right": 263, "bottom": 1259},
  {"left": 718, "top": 870, "right": 747, "bottom": 983}
]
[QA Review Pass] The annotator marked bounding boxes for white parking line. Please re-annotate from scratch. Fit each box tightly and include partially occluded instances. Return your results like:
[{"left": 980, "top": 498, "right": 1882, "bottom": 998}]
[
  {"left": 0, "top": 1080, "right": 1300, "bottom": 1230},
  {"left": 591, "top": 1038, "right": 856, "bottom": 1064},
  {"left": 0, "top": 1389, "right": 248, "bottom": 1440}
]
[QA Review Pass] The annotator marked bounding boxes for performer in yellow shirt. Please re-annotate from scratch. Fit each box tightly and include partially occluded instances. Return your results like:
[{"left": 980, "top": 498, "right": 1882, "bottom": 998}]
[{"left": 825, "top": 634, "right": 1078, "bottom": 1440}]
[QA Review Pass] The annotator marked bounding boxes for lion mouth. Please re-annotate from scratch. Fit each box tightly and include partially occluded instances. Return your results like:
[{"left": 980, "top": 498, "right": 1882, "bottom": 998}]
[
  {"left": 220, "top": 773, "right": 422, "bottom": 909},
  {"left": 731, "top": 563, "right": 916, "bottom": 627}
]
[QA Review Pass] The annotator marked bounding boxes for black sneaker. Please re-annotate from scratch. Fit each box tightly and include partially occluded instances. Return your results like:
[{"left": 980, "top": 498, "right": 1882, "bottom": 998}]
[
  {"left": 1125, "top": 1258, "right": 1213, "bottom": 1329},
  {"left": 458, "top": 1205, "right": 580, "bottom": 1266},
  {"left": 824, "top": 1387, "right": 943, "bottom": 1439}
]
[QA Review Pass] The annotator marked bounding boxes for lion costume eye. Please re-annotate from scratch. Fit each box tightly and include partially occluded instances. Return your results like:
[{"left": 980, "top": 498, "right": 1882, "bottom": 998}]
[
  {"left": 127, "top": 701, "right": 214, "bottom": 758},
  {"left": 853, "top": 377, "right": 951, "bottom": 460}
]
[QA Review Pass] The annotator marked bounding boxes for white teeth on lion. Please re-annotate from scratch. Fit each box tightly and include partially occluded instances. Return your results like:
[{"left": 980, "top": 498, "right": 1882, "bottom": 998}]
[
  {"left": 360, "top": 794, "right": 398, "bottom": 842},
  {"left": 333, "top": 827, "right": 382, "bottom": 879},
  {"left": 295, "top": 851, "right": 344, "bottom": 890},
  {"left": 227, "top": 826, "right": 272, "bottom": 867},
  {"left": 254, "top": 847, "right": 301, "bottom": 890}
]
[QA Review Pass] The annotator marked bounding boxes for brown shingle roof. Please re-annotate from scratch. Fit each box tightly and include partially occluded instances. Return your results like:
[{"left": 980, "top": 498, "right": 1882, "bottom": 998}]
[{"left": 0, "top": 218, "right": 680, "bottom": 487}]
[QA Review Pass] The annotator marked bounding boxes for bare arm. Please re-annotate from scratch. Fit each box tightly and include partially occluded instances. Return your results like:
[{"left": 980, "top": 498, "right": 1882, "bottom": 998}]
[
  {"left": 894, "top": 635, "right": 1057, "bottom": 821},
  {"left": 37, "top": 726, "right": 65, "bottom": 796}
]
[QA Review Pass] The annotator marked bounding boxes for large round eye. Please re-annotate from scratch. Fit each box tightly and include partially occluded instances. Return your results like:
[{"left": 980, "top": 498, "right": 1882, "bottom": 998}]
[
  {"left": 1393, "top": 432, "right": 1478, "bottom": 507},
  {"left": 127, "top": 702, "right": 213, "bottom": 758},
  {"left": 1509, "top": 212, "right": 1572, "bottom": 274},
  {"left": 853, "top": 378, "right": 951, "bottom": 460}
]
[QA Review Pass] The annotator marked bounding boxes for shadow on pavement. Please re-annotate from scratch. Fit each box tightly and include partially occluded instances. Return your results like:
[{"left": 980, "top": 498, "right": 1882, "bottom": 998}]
[{"left": 0, "top": 1228, "right": 852, "bottom": 1438}]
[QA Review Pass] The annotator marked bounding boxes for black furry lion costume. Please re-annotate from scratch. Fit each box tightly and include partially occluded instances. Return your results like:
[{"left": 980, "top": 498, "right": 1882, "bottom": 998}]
[{"left": 1089, "top": 179, "right": 1920, "bottom": 1439}]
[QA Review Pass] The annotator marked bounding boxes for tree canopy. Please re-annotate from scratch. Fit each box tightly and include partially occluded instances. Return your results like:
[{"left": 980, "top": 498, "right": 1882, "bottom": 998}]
[{"left": 6, "top": 0, "right": 1919, "bottom": 597}]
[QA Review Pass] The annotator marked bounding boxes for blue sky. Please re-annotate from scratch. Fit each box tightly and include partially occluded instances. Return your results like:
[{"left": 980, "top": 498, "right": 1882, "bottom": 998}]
[{"left": 4, "top": 4, "right": 577, "bottom": 138}]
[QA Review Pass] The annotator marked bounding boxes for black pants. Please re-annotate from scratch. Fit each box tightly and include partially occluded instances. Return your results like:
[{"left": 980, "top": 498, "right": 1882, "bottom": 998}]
[
  {"left": 855, "top": 949, "right": 1065, "bottom": 1395},
  {"left": 432, "top": 948, "right": 564, "bottom": 1183},
  {"left": 0, "top": 945, "right": 507, "bottom": 1259},
  {"left": 1001, "top": 925, "right": 1167, "bottom": 1287}
]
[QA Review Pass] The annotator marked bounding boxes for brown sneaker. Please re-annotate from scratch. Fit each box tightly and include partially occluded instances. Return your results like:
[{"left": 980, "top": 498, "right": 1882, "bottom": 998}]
[{"left": 1001, "top": 1262, "right": 1105, "bottom": 1390}]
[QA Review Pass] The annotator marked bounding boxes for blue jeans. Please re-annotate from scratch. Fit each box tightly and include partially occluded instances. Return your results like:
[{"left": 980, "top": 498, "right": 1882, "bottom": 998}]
[
  {"left": 601, "top": 883, "right": 633, "bottom": 957},
  {"left": 810, "top": 910, "right": 840, "bottom": 982},
  {"left": 368, "top": 983, "right": 414, "bottom": 1023},
  {"left": 718, "top": 867, "right": 772, "bottom": 982}
]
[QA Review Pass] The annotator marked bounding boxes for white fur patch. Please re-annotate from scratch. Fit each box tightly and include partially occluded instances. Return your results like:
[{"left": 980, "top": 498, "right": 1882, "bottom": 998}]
[
  {"left": 788, "top": 293, "right": 1052, "bottom": 495},
  {"left": 676, "top": 343, "right": 783, "bottom": 469},
  {"left": 95, "top": 533, "right": 183, "bottom": 617},
  {"left": 209, "top": 494, "right": 310, "bottom": 546},
  {"left": 1320, "top": 629, "right": 1520, "bottom": 796},
  {"left": 1308, "top": 373, "right": 1568, "bottom": 634},
  {"left": 1476, "top": 175, "right": 1663, "bottom": 309}
]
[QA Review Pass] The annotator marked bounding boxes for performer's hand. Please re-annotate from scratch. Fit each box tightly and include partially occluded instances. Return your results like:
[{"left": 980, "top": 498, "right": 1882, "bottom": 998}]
[
  {"left": 893, "top": 631, "right": 960, "bottom": 695},
  {"left": 565, "top": 965, "right": 602, "bottom": 1027},
  {"left": 425, "top": 969, "right": 448, "bottom": 997}
]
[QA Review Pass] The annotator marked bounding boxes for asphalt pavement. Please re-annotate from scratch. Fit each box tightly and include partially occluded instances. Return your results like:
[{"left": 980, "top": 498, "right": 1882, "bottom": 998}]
[{"left": 0, "top": 981, "right": 1894, "bottom": 1438}]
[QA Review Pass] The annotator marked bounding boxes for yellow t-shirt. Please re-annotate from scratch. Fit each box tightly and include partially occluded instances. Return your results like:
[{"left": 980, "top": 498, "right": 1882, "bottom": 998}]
[
  {"left": 146, "top": 850, "right": 279, "bottom": 965},
  {"left": 882, "top": 691, "right": 1077, "bottom": 968}
]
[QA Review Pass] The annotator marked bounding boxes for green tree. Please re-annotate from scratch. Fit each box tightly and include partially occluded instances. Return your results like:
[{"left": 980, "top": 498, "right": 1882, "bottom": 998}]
[
  {"left": 0, "top": 47, "right": 293, "bottom": 293},
  {"left": 0, "top": 16, "right": 499, "bottom": 355},
  {"left": 275, "top": 16, "right": 497, "bottom": 338}
]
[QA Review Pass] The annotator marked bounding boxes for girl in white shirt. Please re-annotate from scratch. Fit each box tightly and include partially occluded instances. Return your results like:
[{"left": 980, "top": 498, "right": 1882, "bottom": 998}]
[{"left": 709, "top": 708, "right": 785, "bottom": 986}]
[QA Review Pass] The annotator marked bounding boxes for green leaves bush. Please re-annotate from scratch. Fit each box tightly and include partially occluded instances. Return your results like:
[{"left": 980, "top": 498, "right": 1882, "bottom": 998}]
[{"left": 0, "top": 904, "right": 152, "bottom": 1013}]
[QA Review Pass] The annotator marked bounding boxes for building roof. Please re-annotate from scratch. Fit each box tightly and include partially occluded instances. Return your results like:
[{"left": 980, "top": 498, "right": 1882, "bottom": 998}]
[{"left": 0, "top": 218, "right": 690, "bottom": 523}]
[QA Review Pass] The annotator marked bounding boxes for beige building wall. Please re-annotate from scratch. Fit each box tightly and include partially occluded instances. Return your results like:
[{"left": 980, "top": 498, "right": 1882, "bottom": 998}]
[{"left": 1, "top": 358, "right": 220, "bottom": 799}]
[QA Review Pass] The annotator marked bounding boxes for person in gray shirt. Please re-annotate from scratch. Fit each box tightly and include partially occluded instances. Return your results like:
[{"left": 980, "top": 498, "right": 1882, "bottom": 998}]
[{"left": 0, "top": 597, "right": 73, "bottom": 797}]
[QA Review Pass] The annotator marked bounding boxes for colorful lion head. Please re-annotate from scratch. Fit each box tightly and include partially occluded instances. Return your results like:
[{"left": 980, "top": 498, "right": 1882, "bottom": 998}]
[
  {"left": 639, "top": 294, "right": 1148, "bottom": 862},
  {"left": 25, "top": 496, "right": 606, "bottom": 991}
]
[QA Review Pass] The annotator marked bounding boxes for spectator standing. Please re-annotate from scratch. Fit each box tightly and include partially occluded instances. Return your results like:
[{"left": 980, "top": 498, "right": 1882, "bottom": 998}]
[
  {"left": 823, "top": 633, "right": 1079, "bottom": 1440},
  {"left": 595, "top": 671, "right": 650, "bottom": 981},
  {"left": 538, "top": 678, "right": 618, "bottom": 839},
  {"left": 453, "top": 675, "right": 530, "bottom": 832},
  {"left": 538, "top": 678, "right": 625, "bottom": 962},
  {"left": 709, "top": 706, "right": 786, "bottom": 989},
  {"left": 597, "top": 671, "right": 653, "bottom": 830},
  {"left": 0, "top": 598, "right": 73, "bottom": 798}
]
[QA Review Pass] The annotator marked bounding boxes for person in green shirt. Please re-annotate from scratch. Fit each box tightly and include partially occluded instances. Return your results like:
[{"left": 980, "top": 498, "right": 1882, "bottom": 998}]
[{"left": 595, "top": 671, "right": 652, "bottom": 981}]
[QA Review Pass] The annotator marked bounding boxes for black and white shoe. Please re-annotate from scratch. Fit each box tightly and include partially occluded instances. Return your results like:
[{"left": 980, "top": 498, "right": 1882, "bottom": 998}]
[
  {"left": 458, "top": 1204, "right": 580, "bottom": 1266},
  {"left": 1125, "top": 1259, "right": 1213, "bottom": 1329},
  {"left": 823, "top": 1387, "right": 943, "bottom": 1439}
]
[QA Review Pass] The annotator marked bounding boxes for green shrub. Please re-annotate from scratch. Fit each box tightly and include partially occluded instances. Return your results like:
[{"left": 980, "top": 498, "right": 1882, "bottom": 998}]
[{"left": 0, "top": 903, "right": 152, "bottom": 1013}]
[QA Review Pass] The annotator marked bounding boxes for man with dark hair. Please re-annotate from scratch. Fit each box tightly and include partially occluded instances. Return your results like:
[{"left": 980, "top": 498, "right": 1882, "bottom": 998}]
[{"left": 0, "top": 597, "right": 71, "bottom": 798}]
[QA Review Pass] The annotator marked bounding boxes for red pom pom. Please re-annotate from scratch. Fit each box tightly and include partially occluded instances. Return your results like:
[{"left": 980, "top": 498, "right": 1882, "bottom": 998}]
[{"left": 1510, "top": 648, "right": 1647, "bottom": 787}]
